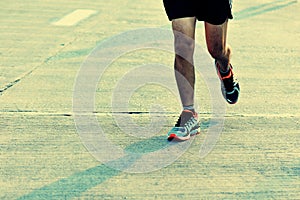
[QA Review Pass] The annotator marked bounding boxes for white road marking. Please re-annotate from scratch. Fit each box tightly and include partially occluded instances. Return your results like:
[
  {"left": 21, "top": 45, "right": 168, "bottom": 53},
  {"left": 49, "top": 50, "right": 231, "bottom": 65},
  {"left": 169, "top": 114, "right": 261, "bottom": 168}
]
[{"left": 52, "top": 9, "right": 97, "bottom": 26}]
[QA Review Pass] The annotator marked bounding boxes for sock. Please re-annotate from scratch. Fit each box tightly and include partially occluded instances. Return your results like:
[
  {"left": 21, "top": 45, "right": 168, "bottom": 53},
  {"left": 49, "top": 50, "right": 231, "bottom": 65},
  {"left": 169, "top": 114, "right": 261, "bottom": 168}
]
[
  {"left": 183, "top": 105, "right": 194, "bottom": 112},
  {"left": 220, "top": 67, "right": 230, "bottom": 74}
]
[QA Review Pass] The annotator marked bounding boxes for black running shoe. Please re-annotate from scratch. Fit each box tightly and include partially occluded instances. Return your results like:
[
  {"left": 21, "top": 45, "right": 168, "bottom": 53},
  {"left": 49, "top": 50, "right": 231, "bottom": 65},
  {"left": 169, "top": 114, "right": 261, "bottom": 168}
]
[{"left": 215, "top": 60, "right": 240, "bottom": 104}]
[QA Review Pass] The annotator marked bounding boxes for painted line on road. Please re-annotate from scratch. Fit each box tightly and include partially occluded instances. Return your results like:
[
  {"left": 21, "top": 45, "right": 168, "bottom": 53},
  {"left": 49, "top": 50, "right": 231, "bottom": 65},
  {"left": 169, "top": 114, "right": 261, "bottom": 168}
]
[{"left": 52, "top": 9, "right": 98, "bottom": 26}]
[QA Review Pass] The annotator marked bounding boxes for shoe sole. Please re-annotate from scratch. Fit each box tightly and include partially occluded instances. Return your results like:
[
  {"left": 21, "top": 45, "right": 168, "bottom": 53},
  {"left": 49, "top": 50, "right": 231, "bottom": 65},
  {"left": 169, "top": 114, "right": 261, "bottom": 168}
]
[{"left": 167, "top": 129, "right": 200, "bottom": 142}]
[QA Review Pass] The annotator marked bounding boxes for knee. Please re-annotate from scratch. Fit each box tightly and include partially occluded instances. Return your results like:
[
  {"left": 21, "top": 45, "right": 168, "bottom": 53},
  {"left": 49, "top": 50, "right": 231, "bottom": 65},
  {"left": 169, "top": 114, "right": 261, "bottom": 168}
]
[{"left": 174, "top": 36, "right": 195, "bottom": 60}]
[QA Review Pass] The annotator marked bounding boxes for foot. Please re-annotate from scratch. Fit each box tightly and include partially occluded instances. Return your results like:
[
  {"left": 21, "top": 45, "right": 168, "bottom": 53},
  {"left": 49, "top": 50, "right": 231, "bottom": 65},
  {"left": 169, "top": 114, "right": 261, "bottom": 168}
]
[
  {"left": 167, "top": 110, "right": 200, "bottom": 141},
  {"left": 215, "top": 60, "right": 240, "bottom": 104}
]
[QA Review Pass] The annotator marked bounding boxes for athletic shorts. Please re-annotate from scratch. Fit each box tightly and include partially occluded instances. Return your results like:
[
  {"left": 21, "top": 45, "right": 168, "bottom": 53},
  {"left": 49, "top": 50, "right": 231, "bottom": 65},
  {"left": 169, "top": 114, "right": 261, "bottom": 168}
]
[{"left": 163, "top": 0, "right": 233, "bottom": 25}]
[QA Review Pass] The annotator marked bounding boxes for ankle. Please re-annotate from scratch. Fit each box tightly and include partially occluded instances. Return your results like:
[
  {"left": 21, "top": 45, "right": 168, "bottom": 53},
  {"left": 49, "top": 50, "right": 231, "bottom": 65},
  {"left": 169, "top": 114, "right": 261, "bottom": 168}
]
[
  {"left": 183, "top": 105, "right": 195, "bottom": 113},
  {"left": 216, "top": 60, "right": 230, "bottom": 74}
]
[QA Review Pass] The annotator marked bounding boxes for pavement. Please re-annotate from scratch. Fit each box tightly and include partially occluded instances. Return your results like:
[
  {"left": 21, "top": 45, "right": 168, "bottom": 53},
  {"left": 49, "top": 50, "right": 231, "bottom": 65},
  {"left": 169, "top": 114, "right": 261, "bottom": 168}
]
[{"left": 0, "top": 0, "right": 299, "bottom": 199}]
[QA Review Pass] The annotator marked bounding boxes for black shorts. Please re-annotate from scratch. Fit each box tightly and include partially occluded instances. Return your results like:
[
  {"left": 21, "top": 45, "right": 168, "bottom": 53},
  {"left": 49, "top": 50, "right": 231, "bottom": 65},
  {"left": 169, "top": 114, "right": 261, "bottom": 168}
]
[{"left": 163, "top": 0, "right": 233, "bottom": 25}]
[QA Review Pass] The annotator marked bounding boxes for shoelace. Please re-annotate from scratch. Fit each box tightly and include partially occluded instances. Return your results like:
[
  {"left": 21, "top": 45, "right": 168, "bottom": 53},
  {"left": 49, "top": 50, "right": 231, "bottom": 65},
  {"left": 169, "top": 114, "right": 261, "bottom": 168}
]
[
  {"left": 175, "top": 113, "right": 197, "bottom": 131},
  {"left": 184, "top": 118, "right": 197, "bottom": 131}
]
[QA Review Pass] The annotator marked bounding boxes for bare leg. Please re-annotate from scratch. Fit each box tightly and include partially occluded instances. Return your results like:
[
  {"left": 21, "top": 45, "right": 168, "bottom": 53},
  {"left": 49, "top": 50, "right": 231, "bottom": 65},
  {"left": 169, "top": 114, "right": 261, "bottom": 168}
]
[
  {"left": 172, "top": 17, "right": 197, "bottom": 107},
  {"left": 205, "top": 20, "right": 231, "bottom": 71},
  {"left": 205, "top": 20, "right": 240, "bottom": 105}
]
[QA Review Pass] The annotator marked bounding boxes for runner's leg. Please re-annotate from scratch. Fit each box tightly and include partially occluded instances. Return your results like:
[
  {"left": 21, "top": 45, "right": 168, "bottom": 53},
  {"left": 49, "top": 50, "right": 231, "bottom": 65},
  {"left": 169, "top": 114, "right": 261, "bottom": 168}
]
[
  {"left": 204, "top": 20, "right": 231, "bottom": 71},
  {"left": 172, "top": 17, "right": 197, "bottom": 107}
]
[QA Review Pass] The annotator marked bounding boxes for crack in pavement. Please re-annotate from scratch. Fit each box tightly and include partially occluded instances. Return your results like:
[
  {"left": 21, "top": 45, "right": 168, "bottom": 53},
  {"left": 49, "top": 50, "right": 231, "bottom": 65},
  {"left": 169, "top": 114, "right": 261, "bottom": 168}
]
[{"left": 0, "top": 38, "right": 77, "bottom": 96}]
